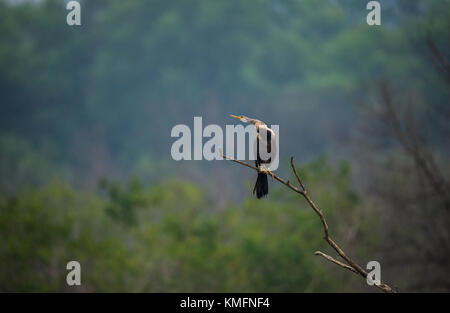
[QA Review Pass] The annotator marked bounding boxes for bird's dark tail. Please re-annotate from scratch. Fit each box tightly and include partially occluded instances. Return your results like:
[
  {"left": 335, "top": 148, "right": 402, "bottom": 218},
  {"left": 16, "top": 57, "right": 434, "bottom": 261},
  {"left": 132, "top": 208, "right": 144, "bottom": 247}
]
[{"left": 253, "top": 172, "right": 269, "bottom": 199}]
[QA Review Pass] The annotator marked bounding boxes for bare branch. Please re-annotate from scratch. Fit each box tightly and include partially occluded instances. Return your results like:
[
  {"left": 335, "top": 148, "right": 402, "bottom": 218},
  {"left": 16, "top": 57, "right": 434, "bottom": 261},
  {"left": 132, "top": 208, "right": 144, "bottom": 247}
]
[
  {"left": 290, "top": 156, "right": 306, "bottom": 192},
  {"left": 314, "top": 251, "right": 358, "bottom": 274},
  {"left": 378, "top": 83, "right": 450, "bottom": 208},
  {"left": 222, "top": 153, "right": 396, "bottom": 293},
  {"left": 426, "top": 35, "right": 450, "bottom": 84}
]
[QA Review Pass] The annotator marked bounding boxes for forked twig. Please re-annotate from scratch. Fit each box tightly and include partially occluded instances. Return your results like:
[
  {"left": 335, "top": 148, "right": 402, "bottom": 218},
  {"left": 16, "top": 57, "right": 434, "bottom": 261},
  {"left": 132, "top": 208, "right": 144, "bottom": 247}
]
[{"left": 314, "top": 251, "right": 358, "bottom": 274}]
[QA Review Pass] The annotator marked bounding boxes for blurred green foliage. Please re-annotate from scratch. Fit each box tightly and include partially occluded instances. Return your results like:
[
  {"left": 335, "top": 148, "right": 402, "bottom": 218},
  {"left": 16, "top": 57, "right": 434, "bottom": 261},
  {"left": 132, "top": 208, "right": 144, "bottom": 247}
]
[{"left": 0, "top": 158, "right": 366, "bottom": 292}]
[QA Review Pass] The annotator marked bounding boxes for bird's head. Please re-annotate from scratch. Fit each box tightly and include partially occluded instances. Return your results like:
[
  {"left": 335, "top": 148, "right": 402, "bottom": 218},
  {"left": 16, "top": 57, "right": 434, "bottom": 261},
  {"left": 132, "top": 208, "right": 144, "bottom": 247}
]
[{"left": 230, "top": 114, "right": 250, "bottom": 123}]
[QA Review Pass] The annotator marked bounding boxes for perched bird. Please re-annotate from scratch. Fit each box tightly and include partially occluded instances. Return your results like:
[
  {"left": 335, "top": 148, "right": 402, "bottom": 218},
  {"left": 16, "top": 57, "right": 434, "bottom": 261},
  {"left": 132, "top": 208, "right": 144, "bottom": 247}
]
[{"left": 230, "top": 114, "right": 277, "bottom": 198}]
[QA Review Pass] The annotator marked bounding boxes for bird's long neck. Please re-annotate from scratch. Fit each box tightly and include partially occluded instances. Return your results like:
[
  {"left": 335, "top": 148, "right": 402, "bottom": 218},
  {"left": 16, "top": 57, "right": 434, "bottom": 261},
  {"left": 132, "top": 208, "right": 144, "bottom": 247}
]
[{"left": 247, "top": 118, "right": 261, "bottom": 126}]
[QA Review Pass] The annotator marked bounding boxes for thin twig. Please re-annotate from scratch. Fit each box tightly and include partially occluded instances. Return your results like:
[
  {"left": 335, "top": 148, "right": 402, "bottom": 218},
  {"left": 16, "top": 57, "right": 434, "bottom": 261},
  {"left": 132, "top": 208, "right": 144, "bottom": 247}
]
[
  {"left": 222, "top": 153, "right": 396, "bottom": 293},
  {"left": 314, "top": 251, "right": 358, "bottom": 274},
  {"left": 290, "top": 156, "right": 306, "bottom": 191}
]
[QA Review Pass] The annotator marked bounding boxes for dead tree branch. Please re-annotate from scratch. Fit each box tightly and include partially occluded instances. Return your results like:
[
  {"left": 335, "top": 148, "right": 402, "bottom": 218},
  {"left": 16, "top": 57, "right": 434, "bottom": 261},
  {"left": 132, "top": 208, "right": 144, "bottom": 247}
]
[
  {"left": 426, "top": 35, "right": 450, "bottom": 84},
  {"left": 378, "top": 83, "right": 450, "bottom": 209},
  {"left": 314, "top": 251, "right": 358, "bottom": 274},
  {"left": 222, "top": 153, "right": 396, "bottom": 293}
]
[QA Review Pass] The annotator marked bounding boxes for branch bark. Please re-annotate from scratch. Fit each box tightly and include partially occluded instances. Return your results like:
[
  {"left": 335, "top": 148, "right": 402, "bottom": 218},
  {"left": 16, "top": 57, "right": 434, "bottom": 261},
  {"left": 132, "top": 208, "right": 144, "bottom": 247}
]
[
  {"left": 222, "top": 153, "right": 396, "bottom": 293},
  {"left": 314, "top": 251, "right": 358, "bottom": 274}
]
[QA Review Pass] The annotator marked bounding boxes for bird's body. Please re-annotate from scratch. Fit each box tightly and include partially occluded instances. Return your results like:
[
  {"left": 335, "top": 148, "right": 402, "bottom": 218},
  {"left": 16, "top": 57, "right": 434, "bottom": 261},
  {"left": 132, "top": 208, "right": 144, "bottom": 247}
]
[{"left": 230, "top": 115, "right": 277, "bottom": 198}]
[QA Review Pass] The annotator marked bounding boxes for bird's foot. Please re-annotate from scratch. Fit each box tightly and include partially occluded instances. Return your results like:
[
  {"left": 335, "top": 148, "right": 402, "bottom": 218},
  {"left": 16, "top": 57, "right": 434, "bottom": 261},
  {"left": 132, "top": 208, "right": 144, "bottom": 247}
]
[{"left": 259, "top": 168, "right": 274, "bottom": 181}]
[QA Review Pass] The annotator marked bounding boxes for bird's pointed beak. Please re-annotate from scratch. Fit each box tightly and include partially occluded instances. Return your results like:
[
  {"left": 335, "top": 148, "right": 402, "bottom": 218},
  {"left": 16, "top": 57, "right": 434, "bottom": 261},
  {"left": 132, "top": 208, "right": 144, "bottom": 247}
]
[{"left": 230, "top": 114, "right": 242, "bottom": 120}]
